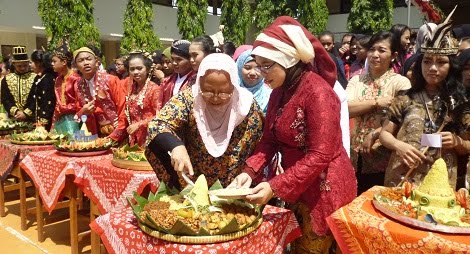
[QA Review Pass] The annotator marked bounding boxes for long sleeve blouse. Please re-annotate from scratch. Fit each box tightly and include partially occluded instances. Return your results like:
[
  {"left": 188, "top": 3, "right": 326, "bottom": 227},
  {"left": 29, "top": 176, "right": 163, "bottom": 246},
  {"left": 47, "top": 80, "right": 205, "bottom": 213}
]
[{"left": 244, "top": 70, "right": 357, "bottom": 235}]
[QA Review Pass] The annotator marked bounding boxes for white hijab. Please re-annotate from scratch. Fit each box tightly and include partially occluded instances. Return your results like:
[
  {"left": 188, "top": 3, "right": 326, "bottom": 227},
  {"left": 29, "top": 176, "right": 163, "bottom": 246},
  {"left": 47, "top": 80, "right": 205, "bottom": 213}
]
[{"left": 192, "top": 53, "right": 254, "bottom": 158}]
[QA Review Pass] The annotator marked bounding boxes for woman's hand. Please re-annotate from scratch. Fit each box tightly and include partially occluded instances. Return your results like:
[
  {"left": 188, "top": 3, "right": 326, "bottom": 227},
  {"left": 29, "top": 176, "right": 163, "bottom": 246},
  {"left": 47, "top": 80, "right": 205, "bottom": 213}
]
[
  {"left": 170, "top": 145, "right": 194, "bottom": 175},
  {"left": 126, "top": 122, "right": 141, "bottom": 135},
  {"left": 361, "top": 131, "right": 378, "bottom": 154},
  {"left": 227, "top": 172, "right": 252, "bottom": 188},
  {"left": 376, "top": 96, "right": 393, "bottom": 108},
  {"left": 246, "top": 182, "right": 274, "bottom": 205},
  {"left": 395, "top": 141, "right": 426, "bottom": 168},
  {"left": 440, "top": 131, "right": 458, "bottom": 149}
]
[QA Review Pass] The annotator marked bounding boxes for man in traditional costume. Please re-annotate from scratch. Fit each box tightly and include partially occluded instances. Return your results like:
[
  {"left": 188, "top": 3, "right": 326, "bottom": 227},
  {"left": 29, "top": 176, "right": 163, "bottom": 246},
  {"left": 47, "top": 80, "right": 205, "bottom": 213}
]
[
  {"left": 1, "top": 46, "right": 36, "bottom": 121},
  {"left": 73, "top": 47, "right": 127, "bottom": 142},
  {"left": 159, "top": 40, "right": 195, "bottom": 106}
]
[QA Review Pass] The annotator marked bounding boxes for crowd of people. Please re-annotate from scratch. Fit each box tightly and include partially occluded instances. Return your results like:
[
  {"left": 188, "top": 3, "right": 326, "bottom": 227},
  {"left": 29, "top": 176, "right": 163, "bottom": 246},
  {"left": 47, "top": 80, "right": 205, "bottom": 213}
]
[{"left": 1, "top": 13, "right": 470, "bottom": 253}]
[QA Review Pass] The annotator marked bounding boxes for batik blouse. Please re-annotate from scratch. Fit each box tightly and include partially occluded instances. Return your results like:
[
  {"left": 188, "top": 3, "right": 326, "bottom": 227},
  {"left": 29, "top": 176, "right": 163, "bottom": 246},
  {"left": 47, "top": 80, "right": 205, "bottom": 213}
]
[
  {"left": 145, "top": 88, "right": 264, "bottom": 188},
  {"left": 384, "top": 91, "right": 470, "bottom": 188},
  {"left": 347, "top": 70, "right": 411, "bottom": 173}
]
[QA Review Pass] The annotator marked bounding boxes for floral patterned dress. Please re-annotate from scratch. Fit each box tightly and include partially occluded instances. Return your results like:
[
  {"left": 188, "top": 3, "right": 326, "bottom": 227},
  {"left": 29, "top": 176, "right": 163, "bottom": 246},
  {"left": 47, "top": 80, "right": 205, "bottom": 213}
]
[
  {"left": 145, "top": 88, "right": 264, "bottom": 188},
  {"left": 384, "top": 91, "right": 470, "bottom": 188},
  {"left": 125, "top": 80, "right": 161, "bottom": 146},
  {"left": 347, "top": 70, "right": 411, "bottom": 174}
]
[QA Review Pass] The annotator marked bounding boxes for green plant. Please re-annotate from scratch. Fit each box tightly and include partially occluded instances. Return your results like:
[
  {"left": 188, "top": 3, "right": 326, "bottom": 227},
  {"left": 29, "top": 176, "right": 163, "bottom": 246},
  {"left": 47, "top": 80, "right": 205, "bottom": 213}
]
[
  {"left": 347, "top": 0, "right": 393, "bottom": 34},
  {"left": 253, "top": 0, "right": 295, "bottom": 33},
  {"left": 176, "top": 0, "right": 208, "bottom": 40},
  {"left": 38, "top": 0, "right": 100, "bottom": 51},
  {"left": 121, "top": 0, "right": 162, "bottom": 55},
  {"left": 220, "top": 0, "right": 252, "bottom": 46},
  {"left": 297, "top": 0, "right": 328, "bottom": 35}
]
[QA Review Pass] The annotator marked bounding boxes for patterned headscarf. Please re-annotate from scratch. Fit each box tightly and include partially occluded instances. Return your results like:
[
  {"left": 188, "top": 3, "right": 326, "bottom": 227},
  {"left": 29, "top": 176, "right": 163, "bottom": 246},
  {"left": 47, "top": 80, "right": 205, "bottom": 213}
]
[
  {"left": 236, "top": 49, "right": 271, "bottom": 113},
  {"left": 252, "top": 16, "right": 337, "bottom": 87}
]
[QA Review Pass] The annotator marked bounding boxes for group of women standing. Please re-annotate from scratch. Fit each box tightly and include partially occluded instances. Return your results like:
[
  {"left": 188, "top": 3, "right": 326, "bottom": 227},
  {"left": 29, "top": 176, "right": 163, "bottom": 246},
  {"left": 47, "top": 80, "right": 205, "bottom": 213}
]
[
  {"left": 348, "top": 11, "right": 470, "bottom": 194},
  {"left": 7, "top": 12, "right": 469, "bottom": 253}
]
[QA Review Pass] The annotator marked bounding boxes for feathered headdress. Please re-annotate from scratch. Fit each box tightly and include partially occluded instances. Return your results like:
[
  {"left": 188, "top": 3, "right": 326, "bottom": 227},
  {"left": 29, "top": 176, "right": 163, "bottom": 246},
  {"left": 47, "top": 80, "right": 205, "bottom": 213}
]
[{"left": 421, "top": 5, "right": 458, "bottom": 55}]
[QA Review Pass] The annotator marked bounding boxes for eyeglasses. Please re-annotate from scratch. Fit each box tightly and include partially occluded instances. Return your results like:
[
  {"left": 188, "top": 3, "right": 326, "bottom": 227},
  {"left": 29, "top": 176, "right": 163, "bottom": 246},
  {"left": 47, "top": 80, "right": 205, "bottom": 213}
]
[
  {"left": 200, "top": 91, "right": 233, "bottom": 100},
  {"left": 255, "top": 62, "right": 276, "bottom": 73}
]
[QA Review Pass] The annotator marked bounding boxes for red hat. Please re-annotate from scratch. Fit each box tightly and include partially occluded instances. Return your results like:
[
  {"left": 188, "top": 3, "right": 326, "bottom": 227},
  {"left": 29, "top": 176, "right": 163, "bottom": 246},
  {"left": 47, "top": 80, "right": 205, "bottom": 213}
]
[{"left": 252, "top": 16, "right": 337, "bottom": 87}]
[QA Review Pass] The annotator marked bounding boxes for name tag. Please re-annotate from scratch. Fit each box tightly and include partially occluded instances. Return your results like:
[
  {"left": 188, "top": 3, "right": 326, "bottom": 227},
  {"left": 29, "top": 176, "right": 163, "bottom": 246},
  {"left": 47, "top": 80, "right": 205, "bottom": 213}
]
[{"left": 421, "top": 134, "right": 442, "bottom": 148}]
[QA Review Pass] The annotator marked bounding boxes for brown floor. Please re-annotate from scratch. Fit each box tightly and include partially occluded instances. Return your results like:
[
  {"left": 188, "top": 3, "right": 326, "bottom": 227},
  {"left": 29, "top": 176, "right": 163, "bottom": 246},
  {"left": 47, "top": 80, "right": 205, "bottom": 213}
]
[{"left": 0, "top": 188, "right": 93, "bottom": 254}]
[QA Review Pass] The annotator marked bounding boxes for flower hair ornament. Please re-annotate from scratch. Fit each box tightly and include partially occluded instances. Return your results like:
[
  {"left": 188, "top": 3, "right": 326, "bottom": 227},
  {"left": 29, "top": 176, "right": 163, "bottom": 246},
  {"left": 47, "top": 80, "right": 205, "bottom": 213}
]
[{"left": 420, "top": 5, "right": 458, "bottom": 55}]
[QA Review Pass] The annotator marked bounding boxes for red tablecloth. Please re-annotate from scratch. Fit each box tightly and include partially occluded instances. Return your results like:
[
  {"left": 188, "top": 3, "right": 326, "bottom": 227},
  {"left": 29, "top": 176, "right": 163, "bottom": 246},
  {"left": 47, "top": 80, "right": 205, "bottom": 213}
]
[
  {"left": 91, "top": 205, "right": 301, "bottom": 254},
  {"left": 326, "top": 186, "right": 470, "bottom": 254},
  {"left": 20, "top": 150, "right": 111, "bottom": 213},
  {"left": 74, "top": 159, "right": 159, "bottom": 214},
  {"left": 0, "top": 140, "right": 54, "bottom": 181}
]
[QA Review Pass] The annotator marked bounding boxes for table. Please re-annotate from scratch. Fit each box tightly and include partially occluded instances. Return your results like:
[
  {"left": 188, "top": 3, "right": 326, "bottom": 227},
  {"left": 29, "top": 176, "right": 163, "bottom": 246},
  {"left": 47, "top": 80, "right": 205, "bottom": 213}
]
[
  {"left": 20, "top": 150, "right": 112, "bottom": 254},
  {"left": 0, "top": 140, "right": 54, "bottom": 181},
  {"left": 0, "top": 140, "right": 54, "bottom": 229},
  {"left": 20, "top": 150, "right": 110, "bottom": 213},
  {"left": 91, "top": 205, "right": 302, "bottom": 254},
  {"left": 326, "top": 186, "right": 470, "bottom": 254},
  {"left": 74, "top": 159, "right": 159, "bottom": 253},
  {"left": 74, "top": 159, "right": 159, "bottom": 214}
]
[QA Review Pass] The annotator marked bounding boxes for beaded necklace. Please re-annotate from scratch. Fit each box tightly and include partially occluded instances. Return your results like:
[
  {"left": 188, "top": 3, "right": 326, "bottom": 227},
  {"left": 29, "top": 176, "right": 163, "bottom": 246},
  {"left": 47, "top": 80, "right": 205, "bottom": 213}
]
[{"left": 125, "top": 77, "right": 149, "bottom": 125}]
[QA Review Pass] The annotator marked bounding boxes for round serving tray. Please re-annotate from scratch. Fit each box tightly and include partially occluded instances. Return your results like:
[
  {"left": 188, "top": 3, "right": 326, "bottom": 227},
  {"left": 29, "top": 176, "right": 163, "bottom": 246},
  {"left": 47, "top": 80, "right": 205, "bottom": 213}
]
[
  {"left": 10, "top": 139, "right": 58, "bottom": 145},
  {"left": 372, "top": 199, "right": 470, "bottom": 234},
  {"left": 111, "top": 158, "right": 153, "bottom": 171},
  {"left": 138, "top": 217, "right": 263, "bottom": 244},
  {"left": 58, "top": 149, "right": 109, "bottom": 157}
]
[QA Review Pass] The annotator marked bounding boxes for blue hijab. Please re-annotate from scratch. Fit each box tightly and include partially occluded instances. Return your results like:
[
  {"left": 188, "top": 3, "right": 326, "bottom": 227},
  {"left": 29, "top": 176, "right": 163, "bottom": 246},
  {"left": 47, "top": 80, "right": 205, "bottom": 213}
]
[{"left": 236, "top": 50, "right": 272, "bottom": 113}]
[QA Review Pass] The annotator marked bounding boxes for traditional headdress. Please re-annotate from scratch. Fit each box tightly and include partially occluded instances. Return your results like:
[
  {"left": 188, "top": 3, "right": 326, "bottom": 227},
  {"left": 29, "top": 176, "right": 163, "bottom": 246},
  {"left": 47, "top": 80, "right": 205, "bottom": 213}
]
[
  {"left": 72, "top": 47, "right": 96, "bottom": 61},
  {"left": 170, "top": 40, "right": 191, "bottom": 59},
  {"left": 11, "top": 46, "right": 29, "bottom": 62},
  {"left": 420, "top": 6, "right": 459, "bottom": 55},
  {"left": 252, "top": 16, "right": 337, "bottom": 87},
  {"left": 53, "top": 39, "right": 73, "bottom": 63}
]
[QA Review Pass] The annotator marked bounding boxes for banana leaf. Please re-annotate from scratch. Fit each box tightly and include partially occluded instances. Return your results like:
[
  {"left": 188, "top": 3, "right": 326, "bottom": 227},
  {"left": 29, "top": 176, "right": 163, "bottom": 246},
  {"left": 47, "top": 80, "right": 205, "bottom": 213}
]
[
  {"left": 215, "top": 217, "right": 240, "bottom": 235},
  {"left": 129, "top": 177, "right": 263, "bottom": 236}
]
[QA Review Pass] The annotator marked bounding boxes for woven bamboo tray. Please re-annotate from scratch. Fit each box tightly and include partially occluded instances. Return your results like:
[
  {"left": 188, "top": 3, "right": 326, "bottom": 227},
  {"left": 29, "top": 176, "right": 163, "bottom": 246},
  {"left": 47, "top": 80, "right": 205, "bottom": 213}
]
[
  {"left": 138, "top": 217, "right": 263, "bottom": 244},
  {"left": 111, "top": 158, "right": 153, "bottom": 171},
  {"left": 10, "top": 139, "right": 58, "bottom": 145}
]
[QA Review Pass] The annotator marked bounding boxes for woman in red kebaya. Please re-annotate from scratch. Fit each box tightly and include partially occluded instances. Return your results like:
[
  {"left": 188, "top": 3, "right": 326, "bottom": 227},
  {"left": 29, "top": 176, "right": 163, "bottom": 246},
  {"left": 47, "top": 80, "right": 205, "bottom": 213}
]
[
  {"left": 125, "top": 52, "right": 161, "bottom": 146},
  {"left": 230, "top": 16, "right": 357, "bottom": 253}
]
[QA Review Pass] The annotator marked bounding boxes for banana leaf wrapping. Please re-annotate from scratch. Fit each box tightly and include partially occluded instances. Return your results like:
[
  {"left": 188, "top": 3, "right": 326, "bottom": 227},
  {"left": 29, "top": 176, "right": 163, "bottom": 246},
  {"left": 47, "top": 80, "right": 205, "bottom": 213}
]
[
  {"left": 127, "top": 179, "right": 264, "bottom": 238},
  {"left": 113, "top": 144, "right": 148, "bottom": 162},
  {"left": 54, "top": 137, "right": 115, "bottom": 152}
]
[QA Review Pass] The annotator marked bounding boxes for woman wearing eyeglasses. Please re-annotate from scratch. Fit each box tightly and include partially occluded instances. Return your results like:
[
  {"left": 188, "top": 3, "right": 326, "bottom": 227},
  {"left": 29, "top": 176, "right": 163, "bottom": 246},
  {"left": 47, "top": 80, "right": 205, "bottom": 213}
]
[
  {"left": 145, "top": 53, "right": 264, "bottom": 188},
  {"left": 229, "top": 16, "right": 356, "bottom": 253}
]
